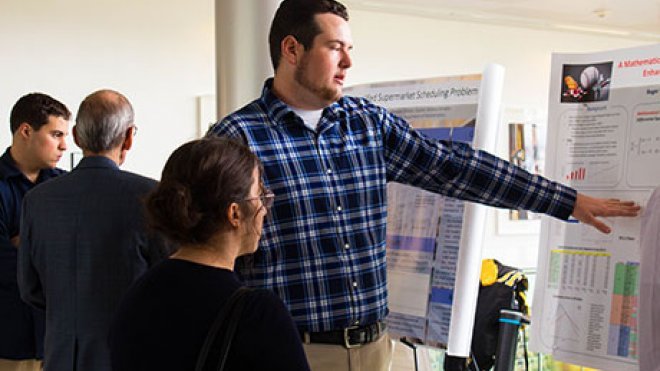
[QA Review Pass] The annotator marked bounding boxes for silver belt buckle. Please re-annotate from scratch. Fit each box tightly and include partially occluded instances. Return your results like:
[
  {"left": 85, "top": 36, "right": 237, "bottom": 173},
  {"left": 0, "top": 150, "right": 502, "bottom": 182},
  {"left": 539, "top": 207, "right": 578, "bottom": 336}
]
[{"left": 343, "top": 325, "right": 361, "bottom": 349}]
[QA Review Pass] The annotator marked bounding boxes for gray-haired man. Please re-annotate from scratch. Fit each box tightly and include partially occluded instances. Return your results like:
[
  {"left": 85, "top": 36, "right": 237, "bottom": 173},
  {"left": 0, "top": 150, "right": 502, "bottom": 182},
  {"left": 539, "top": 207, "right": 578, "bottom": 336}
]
[{"left": 17, "top": 90, "right": 173, "bottom": 371}]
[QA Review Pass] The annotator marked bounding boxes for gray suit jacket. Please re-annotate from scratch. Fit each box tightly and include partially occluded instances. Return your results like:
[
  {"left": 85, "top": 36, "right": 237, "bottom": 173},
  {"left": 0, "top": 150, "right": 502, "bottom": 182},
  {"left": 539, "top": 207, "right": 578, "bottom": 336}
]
[{"left": 17, "top": 156, "right": 174, "bottom": 371}]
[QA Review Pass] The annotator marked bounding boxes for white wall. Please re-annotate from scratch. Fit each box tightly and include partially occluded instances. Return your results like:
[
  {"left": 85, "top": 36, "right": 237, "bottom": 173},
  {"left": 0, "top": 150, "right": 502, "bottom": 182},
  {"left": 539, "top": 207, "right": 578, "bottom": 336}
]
[
  {"left": 345, "top": 9, "right": 650, "bottom": 269},
  {"left": 0, "top": 0, "right": 215, "bottom": 179}
]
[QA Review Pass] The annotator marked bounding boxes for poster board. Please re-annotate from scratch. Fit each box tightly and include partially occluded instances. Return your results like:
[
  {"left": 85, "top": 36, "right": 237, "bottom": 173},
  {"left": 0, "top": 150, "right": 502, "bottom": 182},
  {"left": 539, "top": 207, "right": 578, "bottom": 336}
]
[
  {"left": 530, "top": 44, "right": 660, "bottom": 370},
  {"left": 345, "top": 67, "right": 503, "bottom": 355}
]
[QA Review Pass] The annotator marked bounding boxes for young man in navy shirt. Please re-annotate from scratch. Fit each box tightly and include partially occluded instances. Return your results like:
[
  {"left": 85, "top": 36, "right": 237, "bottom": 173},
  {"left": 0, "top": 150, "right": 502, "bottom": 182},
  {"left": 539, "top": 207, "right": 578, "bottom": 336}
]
[{"left": 0, "top": 93, "right": 69, "bottom": 371}]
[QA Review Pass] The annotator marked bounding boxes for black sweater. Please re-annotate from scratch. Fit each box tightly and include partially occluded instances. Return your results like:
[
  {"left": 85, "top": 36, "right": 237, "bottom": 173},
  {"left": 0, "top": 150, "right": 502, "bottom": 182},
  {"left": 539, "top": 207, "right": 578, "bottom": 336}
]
[{"left": 110, "top": 259, "right": 310, "bottom": 371}]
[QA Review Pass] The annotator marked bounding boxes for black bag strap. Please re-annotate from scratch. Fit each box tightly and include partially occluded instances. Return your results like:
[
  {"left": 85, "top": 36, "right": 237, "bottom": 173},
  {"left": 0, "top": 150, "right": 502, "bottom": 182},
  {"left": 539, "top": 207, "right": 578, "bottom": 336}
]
[{"left": 195, "top": 286, "right": 253, "bottom": 371}]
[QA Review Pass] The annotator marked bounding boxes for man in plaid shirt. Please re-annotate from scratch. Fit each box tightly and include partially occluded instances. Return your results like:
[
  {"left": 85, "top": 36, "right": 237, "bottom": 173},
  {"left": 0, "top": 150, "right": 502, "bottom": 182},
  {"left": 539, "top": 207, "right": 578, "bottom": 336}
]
[{"left": 208, "top": 1, "right": 639, "bottom": 369}]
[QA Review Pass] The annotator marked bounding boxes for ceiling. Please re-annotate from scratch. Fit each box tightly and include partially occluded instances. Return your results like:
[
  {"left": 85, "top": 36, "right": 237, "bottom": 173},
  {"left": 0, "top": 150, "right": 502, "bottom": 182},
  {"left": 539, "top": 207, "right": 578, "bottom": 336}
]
[{"left": 342, "top": 0, "right": 660, "bottom": 41}]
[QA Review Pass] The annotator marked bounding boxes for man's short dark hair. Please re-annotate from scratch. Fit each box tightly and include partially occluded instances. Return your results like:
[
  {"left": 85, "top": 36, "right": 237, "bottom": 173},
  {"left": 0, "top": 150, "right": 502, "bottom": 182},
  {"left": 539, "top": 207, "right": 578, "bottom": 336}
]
[
  {"left": 269, "top": 0, "right": 349, "bottom": 71},
  {"left": 9, "top": 93, "right": 71, "bottom": 134}
]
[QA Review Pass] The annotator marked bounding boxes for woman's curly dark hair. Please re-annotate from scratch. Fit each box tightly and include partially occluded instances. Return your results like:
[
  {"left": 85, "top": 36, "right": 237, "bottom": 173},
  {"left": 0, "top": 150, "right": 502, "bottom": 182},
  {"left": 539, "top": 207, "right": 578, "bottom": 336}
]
[{"left": 146, "top": 138, "right": 261, "bottom": 245}]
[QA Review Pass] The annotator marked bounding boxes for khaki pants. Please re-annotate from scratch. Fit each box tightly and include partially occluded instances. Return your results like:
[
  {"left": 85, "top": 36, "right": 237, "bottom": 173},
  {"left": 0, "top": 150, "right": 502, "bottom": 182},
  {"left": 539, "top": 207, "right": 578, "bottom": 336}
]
[
  {"left": 303, "top": 332, "right": 393, "bottom": 371},
  {"left": 0, "top": 359, "right": 41, "bottom": 371}
]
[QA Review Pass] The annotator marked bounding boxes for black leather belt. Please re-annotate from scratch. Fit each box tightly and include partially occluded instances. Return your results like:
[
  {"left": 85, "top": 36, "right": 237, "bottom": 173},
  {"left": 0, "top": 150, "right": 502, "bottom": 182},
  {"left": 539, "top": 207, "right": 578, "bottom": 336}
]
[{"left": 299, "top": 321, "right": 387, "bottom": 349}]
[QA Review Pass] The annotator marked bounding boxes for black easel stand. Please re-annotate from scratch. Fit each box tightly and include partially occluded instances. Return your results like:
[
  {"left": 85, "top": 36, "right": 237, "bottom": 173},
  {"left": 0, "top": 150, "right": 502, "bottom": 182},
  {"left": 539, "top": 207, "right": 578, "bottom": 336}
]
[{"left": 494, "top": 309, "right": 530, "bottom": 371}]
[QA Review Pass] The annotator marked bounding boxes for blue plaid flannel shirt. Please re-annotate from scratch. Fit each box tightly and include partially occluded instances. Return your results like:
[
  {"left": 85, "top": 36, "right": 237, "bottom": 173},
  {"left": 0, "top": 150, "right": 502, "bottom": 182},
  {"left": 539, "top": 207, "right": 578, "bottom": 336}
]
[{"left": 207, "top": 79, "right": 577, "bottom": 332}]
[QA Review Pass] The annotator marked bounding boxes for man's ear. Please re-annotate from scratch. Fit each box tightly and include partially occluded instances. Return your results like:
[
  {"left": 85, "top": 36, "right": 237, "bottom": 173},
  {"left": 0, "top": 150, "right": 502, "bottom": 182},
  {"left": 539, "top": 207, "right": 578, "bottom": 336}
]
[
  {"left": 72, "top": 125, "right": 81, "bottom": 148},
  {"left": 281, "top": 35, "right": 302, "bottom": 66},
  {"left": 227, "top": 203, "right": 241, "bottom": 228},
  {"left": 17, "top": 123, "right": 32, "bottom": 140},
  {"left": 122, "top": 126, "right": 134, "bottom": 151}
]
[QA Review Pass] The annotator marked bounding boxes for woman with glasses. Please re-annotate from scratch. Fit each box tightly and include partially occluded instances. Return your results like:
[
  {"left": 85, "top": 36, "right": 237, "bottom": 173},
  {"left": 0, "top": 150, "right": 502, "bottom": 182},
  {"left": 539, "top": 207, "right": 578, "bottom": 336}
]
[{"left": 109, "top": 138, "right": 309, "bottom": 371}]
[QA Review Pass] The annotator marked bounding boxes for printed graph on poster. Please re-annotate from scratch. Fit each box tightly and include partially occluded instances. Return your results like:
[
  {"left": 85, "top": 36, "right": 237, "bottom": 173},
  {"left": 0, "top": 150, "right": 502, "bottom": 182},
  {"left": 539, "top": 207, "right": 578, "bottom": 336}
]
[
  {"left": 561, "top": 163, "right": 620, "bottom": 185},
  {"left": 564, "top": 166, "right": 587, "bottom": 182},
  {"left": 561, "top": 62, "right": 613, "bottom": 103}
]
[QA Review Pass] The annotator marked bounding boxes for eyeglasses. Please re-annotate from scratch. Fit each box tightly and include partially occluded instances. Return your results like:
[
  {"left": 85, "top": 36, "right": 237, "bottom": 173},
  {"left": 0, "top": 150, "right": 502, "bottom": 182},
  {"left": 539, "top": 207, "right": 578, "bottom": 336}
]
[{"left": 243, "top": 190, "right": 275, "bottom": 209}]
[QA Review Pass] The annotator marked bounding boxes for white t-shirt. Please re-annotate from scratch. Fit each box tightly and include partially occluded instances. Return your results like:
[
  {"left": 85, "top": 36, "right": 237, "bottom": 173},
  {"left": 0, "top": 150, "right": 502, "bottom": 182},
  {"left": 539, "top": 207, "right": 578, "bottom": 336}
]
[{"left": 290, "top": 107, "right": 323, "bottom": 132}]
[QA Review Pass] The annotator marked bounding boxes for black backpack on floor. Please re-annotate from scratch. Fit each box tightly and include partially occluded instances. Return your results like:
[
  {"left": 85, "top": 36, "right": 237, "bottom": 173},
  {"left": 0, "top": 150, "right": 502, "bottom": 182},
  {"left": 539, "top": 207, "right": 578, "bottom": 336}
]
[{"left": 468, "top": 259, "right": 529, "bottom": 371}]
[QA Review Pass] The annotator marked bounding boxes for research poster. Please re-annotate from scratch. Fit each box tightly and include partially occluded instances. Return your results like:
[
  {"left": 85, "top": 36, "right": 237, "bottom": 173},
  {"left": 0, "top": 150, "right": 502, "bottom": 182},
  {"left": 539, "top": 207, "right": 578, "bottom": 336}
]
[
  {"left": 345, "top": 75, "right": 480, "bottom": 346},
  {"left": 531, "top": 44, "right": 660, "bottom": 370}
]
